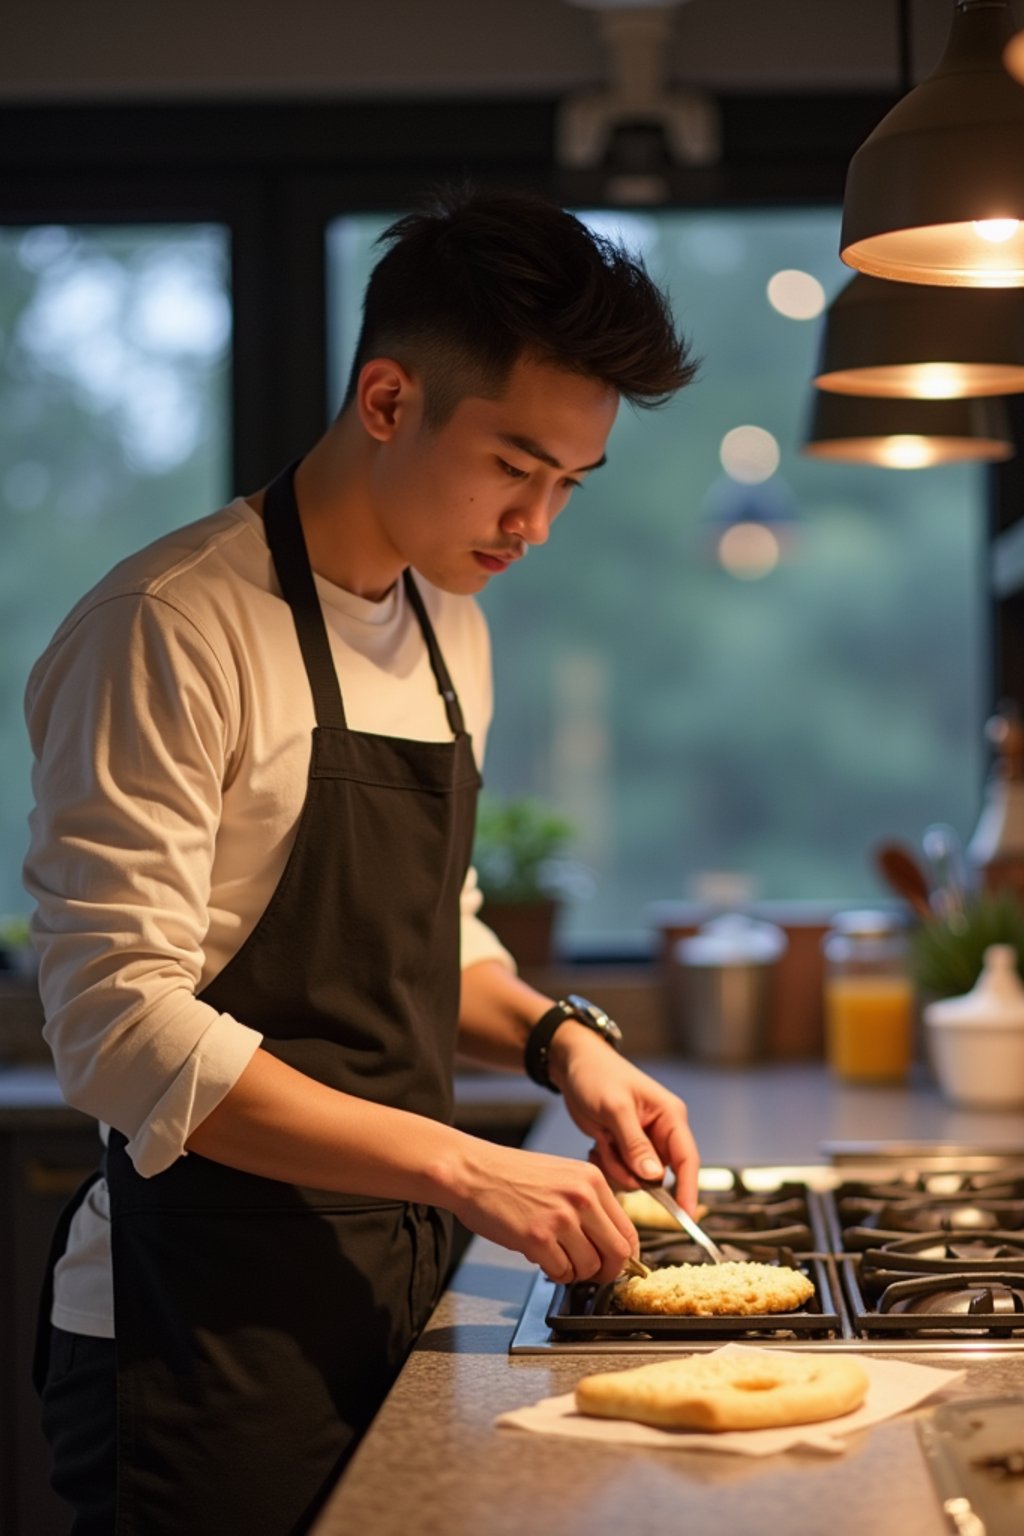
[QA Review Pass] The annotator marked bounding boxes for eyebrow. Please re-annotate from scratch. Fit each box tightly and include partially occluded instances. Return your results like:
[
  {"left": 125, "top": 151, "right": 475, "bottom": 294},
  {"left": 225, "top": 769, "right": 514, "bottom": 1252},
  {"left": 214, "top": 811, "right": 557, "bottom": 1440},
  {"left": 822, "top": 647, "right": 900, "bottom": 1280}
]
[{"left": 498, "top": 433, "right": 607, "bottom": 475}]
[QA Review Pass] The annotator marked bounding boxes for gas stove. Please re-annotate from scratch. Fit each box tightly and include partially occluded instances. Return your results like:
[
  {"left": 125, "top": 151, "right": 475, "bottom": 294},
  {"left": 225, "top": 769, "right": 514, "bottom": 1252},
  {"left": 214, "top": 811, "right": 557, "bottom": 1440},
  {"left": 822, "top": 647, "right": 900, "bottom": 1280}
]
[{"left": 510, "top": 1147, "right": 1024, "bottom": 1356}]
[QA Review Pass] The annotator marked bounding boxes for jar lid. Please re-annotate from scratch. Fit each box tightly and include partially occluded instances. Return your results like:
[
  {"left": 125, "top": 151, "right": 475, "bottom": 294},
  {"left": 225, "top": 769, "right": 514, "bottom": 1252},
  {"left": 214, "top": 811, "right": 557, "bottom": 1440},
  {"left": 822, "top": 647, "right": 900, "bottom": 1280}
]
[
  {"left": 829, "top": 909, "right": 905, "bottom": 937},
  {"left": 675, "top": 913, "right": 787, "bottom": 968}
]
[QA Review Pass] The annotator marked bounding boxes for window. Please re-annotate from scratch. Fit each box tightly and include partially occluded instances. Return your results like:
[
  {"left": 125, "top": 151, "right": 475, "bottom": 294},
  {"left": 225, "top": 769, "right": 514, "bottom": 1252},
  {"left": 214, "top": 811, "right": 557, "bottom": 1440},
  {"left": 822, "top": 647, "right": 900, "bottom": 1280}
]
[
  {"left": 327, "top": 208, "right": 985, "bottom": 943},
  {"left": 0, "top": 224, "right": 231, "bottom": 917}
]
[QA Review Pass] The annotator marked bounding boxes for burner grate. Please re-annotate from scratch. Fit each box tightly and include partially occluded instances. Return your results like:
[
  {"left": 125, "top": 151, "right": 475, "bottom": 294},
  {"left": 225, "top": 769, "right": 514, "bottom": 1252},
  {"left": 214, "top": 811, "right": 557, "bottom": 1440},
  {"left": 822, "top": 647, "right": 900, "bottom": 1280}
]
[
  {"left": 842, "top": 1258, "right": 1024, "bottom": 1338},
  {"left": 860, "top": 1232, "right": 1024, "bottom": 1281}
]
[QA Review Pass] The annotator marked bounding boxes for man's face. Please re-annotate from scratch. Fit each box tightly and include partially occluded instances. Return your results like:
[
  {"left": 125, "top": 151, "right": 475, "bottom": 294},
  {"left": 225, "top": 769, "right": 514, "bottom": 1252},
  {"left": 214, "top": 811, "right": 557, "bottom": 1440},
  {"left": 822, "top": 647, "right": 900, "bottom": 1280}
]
[{"left": 373, "top": 353, "right": 619, "bottom": 595}]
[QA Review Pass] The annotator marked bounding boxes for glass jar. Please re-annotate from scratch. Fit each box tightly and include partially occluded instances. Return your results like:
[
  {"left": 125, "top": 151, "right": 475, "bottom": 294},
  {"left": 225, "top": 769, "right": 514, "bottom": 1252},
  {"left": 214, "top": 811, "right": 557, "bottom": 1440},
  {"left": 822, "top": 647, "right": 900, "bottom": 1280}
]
[{"left": 822, "top": 911, "right": 913, "bottom": 1083}]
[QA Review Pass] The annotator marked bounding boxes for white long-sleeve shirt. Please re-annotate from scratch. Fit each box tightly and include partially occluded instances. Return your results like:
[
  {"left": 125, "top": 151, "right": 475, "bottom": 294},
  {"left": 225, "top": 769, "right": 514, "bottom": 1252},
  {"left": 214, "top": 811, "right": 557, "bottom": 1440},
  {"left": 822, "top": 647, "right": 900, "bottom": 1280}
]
[{"left": 24, "top": 496, "right": 511, "bottom": 1336}]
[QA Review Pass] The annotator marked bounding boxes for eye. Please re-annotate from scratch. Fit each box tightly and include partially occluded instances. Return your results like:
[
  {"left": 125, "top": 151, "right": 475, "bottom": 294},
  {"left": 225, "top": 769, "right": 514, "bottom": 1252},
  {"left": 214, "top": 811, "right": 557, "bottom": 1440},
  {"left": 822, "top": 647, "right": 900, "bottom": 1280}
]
[
  {"left": 561, "top": 477, "right": 582, "bottom": 493},
  {"left": 497, "top": 458, "right": 528, "bottom": 480}
]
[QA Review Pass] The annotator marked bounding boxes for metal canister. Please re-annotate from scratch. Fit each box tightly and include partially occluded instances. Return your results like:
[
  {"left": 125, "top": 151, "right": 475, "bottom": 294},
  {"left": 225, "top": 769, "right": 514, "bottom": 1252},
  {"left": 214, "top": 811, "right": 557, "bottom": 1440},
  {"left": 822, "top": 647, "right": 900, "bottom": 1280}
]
[{"left": 669, "top": 914, "right": 787, "bottom": 1065}]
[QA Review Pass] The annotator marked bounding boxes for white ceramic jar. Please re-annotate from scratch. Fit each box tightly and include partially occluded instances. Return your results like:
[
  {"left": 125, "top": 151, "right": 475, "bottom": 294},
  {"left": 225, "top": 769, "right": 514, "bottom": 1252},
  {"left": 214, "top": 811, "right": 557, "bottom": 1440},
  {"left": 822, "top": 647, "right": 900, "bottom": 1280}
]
[{"left": 923, "top": 944, "right": 1024, "bottom": 1108}]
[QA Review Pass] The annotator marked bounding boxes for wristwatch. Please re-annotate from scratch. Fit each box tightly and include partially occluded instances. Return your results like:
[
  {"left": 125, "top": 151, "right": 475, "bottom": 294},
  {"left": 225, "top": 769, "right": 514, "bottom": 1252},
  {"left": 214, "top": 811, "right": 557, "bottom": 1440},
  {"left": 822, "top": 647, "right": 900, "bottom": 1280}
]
[{"left": 524, "top": 993, "right": 623, "bottom": 1093}]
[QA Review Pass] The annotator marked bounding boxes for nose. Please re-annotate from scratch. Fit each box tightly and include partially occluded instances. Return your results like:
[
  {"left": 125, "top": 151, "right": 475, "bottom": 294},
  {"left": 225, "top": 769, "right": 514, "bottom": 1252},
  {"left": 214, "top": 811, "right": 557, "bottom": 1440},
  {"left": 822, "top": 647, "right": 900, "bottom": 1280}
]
[{"left": 501, "top": 485, "right": 555, "bottom": 547}]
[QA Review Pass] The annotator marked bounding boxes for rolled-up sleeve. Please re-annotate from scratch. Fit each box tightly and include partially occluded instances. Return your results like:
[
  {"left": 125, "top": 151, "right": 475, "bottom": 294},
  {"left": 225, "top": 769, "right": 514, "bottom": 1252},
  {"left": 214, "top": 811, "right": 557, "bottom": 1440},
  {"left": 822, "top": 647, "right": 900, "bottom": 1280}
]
[
  {"left": 452, "top": 597, "right": 515, "bottom": 975},
  {"left": 23, "top": 593, "right": 262, "bottom": 1177},
  {"left": 459, "top": 863, "right": 515, "bottom": 973}
]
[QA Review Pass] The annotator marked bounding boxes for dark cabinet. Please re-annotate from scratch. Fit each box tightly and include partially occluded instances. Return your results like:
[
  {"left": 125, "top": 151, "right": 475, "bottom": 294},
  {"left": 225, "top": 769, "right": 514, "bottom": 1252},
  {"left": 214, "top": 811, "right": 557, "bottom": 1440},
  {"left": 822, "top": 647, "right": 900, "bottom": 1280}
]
[{"left": 0, "top": 1118, "right": 99, "bottom": 1536}]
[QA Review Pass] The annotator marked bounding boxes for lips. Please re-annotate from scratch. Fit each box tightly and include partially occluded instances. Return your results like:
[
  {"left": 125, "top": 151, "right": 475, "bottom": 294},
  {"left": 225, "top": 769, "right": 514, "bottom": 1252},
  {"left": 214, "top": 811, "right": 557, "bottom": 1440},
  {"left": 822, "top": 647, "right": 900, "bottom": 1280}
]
[{"left": 473, "top": 551, "right": 519, "bottom": 573}]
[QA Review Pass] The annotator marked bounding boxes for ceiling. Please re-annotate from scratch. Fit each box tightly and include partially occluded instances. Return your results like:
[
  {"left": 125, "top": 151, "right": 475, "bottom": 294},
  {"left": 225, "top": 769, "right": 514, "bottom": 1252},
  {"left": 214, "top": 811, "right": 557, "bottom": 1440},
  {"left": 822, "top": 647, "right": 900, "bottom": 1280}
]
[{"left": 2, "top": 0, "right": 1010, "bottom": 105}]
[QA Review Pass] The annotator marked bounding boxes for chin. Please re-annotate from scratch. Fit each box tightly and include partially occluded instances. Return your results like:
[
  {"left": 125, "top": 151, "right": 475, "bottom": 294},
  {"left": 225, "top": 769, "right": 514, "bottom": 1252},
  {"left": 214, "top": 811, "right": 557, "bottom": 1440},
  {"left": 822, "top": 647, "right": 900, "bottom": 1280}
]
[{"left": 413, "top": 560, "right": 490, "bottom": 596}]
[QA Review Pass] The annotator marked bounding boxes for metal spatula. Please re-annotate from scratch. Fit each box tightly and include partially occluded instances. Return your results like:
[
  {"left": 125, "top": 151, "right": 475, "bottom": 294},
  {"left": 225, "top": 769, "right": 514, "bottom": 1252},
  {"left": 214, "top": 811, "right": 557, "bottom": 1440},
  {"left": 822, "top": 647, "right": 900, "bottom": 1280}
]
[{"left": 641, "top": 1181, "right": 727, "bottom": 1265}]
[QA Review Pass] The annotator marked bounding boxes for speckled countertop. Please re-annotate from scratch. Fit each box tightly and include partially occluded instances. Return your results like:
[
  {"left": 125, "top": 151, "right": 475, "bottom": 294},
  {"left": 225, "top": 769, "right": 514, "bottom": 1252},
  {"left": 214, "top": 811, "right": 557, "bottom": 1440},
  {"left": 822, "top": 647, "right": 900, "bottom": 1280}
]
[{"left": 313, "top": 1063, "right": 1024, "bottom": 1536}]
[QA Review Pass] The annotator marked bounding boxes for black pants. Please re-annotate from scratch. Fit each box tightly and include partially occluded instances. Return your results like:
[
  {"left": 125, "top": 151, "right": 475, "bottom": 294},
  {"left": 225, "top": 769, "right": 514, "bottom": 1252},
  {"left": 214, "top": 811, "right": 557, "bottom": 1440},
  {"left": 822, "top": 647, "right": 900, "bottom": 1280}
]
[{"left": 40, "top": 1327, "right": 117, "bottom": 1536}]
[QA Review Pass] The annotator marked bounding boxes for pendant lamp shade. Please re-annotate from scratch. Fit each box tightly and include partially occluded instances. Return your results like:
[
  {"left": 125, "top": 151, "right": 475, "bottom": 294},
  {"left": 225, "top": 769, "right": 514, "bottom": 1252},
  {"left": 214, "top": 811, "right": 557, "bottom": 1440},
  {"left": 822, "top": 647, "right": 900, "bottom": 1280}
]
[
  {"left": 841, "top": 0, "right": 1024, "bottom": 287},
  {"left": 1005, "top": 26, "right": 1024, "bottom": 84},
  {"left": 803, "top": 391, "right": 1013, "bottom": 467},
  {"left": 813, "top": 273, "right": 1024, "bottom": 398}
]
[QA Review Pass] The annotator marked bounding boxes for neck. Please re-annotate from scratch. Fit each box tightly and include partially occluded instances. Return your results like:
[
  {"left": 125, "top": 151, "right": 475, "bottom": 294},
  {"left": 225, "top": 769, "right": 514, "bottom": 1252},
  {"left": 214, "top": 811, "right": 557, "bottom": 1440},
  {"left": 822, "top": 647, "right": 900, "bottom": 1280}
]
[{"left": 250, "top": 417, "right": 404, "bottom": 601}]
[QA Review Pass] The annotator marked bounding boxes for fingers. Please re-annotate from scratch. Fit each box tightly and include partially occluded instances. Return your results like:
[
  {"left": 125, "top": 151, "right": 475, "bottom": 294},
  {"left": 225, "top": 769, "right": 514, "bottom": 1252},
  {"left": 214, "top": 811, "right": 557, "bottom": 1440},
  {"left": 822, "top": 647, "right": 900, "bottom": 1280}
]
[
  {"left": 588, "top": 1133, "right": 643, "bottom": 1193},
  {"left": 564, "top": 1174, "right": 637, "bottom": 1283},
  {"left": 534, "top": 1216, "right": 631, "bottom": 1287},
  {"left": 645, "top": 1131, "right": 699, "bottom": 1214},
  {"left": 619, "top": 1089, "right": 701, "bottom": 1216},
  {"left": 662, "top": 1112, "right": 701, "bottom": 1213},
  {"left": 474, "top": 1155, "right": 635, "bottom": 1285},
  {"left": 595, "top": 1093, "right": 669, "bottom": 1185},
  {"left": 538, "top": 1230, "right": 599, "bottom": 1287},
  {"left": 589, "top": 1095, "right": 702, "bottom": 1216}
]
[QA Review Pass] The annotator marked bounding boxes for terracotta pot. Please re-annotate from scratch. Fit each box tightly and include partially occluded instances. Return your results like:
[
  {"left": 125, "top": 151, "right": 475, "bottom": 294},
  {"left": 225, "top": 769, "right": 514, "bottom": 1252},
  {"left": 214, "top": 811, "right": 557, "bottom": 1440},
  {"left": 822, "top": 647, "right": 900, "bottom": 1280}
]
[{"left": 480, "top": 898, "right": 560, "bottom": 966}]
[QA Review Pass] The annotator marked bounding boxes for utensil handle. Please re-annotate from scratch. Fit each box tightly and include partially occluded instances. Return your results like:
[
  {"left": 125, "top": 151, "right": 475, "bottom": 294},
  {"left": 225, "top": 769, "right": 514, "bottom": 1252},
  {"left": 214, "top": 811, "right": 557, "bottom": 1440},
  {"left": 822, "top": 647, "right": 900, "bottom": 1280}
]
[{"left": 642, "top": 1182, "right": 727, "bottom": 1264}]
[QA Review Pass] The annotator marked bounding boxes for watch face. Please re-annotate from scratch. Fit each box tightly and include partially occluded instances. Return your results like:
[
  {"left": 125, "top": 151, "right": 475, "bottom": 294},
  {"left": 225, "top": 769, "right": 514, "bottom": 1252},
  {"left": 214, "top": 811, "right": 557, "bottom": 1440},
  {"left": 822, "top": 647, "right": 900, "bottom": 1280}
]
[{"left": 566, "top": 994, "right": 623, "bottom": 1045}]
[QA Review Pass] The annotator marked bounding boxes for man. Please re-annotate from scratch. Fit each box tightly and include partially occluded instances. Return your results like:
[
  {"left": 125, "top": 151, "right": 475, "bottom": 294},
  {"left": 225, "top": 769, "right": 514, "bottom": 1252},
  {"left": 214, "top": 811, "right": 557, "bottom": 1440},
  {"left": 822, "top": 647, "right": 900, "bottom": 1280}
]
[{"left": 25, "top": 186, "right": 699, "bottom": 1536}]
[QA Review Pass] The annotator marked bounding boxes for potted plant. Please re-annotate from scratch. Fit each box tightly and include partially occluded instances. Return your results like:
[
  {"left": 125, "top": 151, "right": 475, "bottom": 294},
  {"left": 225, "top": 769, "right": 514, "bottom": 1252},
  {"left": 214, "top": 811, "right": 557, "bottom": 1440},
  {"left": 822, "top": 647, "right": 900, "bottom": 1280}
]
[
  {"left": 472, "top": 793, "right": 578, "bottom": 965},
  {"left": 910, "top": 888, "right": 1024, "bottom": 999},
  {"left": 0, "top": 914, "right": 36, "bottom": 977}
]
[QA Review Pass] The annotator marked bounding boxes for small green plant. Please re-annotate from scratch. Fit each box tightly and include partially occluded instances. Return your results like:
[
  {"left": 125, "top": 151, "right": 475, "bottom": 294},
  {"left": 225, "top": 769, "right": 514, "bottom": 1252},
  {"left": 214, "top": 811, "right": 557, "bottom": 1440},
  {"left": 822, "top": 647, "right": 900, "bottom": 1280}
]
[
  {"left": 911, "top": 889, "right": 1024, "bottom": 998},
  {"left": 0, "top": 914, "right": 34, "bottom": 976},
  {"left": 0, "top": 915, "right": 30, "bottom": 950},
  {"left": 472, "top": 794, "right": 576, "bottom": 905}
]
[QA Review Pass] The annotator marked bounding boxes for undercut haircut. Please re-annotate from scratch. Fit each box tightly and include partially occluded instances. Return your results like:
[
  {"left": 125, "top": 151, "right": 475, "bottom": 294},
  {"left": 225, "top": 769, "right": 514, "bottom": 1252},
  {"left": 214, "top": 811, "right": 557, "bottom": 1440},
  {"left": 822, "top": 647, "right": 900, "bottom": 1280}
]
[{"left": 341, "top": 185, "right": 697, "bottom": 428}]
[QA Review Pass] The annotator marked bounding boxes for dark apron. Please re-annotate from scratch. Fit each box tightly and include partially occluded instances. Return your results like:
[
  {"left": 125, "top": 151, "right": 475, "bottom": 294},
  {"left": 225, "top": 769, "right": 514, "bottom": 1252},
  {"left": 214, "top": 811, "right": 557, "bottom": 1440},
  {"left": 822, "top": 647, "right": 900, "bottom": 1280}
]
[{"left": 104, "top": 462, "right": 481, "bottom": 1535}]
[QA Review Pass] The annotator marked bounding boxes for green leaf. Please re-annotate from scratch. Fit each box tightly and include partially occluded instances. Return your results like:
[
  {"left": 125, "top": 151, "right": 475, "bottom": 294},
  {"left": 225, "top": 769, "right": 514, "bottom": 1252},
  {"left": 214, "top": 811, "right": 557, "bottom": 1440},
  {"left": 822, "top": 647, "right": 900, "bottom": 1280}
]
[
  {"left": 472, "top": 793, "right": 576, "bottom": 904},
  {"left": 910, "top": 890, "right": 1024, "bottom": 998}
]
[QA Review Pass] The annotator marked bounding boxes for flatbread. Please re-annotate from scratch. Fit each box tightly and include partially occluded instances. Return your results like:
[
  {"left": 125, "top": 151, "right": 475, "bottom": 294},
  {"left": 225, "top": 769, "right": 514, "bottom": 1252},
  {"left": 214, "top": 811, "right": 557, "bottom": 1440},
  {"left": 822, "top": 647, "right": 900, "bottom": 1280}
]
[
  {"left": 574, "top": 1352, "right": 869, "bottom": 1432},
  {"left": 613, "top": 1260, "right": 814, "bottom": 1317},
  {"left": 616, "top": 1190, "right": 709, "bottom": 1231}
]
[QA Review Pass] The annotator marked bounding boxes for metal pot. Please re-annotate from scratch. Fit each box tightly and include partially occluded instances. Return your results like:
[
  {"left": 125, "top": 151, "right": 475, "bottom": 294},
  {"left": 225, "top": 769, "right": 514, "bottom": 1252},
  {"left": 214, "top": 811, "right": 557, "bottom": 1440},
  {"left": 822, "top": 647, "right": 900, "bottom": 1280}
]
[{"left": 669, "top": 914, "right": 787, "bottom": 1065}]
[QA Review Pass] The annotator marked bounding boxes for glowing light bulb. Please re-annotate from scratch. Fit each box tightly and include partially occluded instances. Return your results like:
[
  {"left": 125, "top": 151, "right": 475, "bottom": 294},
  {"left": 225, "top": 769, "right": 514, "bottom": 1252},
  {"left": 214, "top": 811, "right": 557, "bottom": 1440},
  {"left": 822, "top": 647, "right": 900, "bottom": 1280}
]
[
  {"left": 717, "top": 522, "right": 780, "bottom": 580},
  {"left": 973, "top": 219, "right": 1020, "bottom": 244},
  {"left": 912, "top": 364, "right": 964, "bottom": 399},
  {"left": 878, "top": 435, "right": 935, "bottom": 469},
  {"left": 766, "top": 269, "right": 826, "bottom": 320},
  {"left": 719, "top": 425, "right": 780, "bottom": 483}
]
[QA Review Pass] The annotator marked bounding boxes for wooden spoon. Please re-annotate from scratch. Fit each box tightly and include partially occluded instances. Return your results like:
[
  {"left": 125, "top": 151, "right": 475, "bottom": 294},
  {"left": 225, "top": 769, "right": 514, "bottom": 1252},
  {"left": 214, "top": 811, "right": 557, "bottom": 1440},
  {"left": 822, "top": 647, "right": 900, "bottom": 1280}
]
[{"left": 872, "top": 841, "right": 934, "bottom": 921}]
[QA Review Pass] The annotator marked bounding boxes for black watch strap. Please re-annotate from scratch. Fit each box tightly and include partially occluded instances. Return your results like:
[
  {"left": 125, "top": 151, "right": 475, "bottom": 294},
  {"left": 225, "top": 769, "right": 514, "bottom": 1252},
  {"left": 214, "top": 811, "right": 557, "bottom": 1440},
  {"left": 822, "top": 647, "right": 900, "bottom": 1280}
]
[{"left": 524, "top": 996, "right": 622, "bottom": 1093}]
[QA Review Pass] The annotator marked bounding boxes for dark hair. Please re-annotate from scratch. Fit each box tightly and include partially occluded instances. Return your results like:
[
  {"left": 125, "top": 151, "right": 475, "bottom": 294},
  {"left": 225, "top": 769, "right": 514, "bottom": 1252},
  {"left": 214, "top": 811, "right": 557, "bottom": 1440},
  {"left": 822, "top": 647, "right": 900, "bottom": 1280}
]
[{"left": 341, "top": 185, "right": 697, "bottom": 427}]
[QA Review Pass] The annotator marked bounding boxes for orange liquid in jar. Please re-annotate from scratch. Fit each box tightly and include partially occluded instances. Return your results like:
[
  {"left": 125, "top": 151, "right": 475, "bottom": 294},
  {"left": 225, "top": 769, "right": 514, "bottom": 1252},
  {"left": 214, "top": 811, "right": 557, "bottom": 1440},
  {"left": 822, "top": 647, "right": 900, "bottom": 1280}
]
[{"left": 825, "top": 975, "right": 913, "bottom": 1082}]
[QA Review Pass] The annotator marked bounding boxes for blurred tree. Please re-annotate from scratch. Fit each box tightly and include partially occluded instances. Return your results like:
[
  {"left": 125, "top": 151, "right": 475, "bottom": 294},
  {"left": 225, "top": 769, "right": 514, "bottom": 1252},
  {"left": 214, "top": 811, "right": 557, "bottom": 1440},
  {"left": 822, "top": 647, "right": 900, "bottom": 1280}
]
[{"left": 0, "top": 225, "right": 231, "bottom": 915}]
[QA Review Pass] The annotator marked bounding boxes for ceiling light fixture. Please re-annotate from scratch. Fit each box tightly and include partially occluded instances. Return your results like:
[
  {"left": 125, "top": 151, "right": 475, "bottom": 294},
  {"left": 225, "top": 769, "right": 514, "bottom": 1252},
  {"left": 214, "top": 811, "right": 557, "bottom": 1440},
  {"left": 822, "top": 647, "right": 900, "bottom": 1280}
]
[
  {"left": 802, "top": 392, "right": 1014, "bottom": 466},
  {"left": 557, "top": 0, "right": 719, "bottom": 204},
  {"left": 813, "top": 273, "right": 1024, "bottom": 397},
  {"left": 841, "top": 0, "right": 1024, "bottom": 287}
]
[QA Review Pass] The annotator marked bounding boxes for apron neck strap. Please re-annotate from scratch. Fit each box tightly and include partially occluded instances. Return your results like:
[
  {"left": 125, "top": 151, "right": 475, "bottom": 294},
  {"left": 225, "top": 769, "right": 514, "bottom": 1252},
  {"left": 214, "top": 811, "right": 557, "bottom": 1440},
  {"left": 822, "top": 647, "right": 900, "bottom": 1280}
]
[
  {"left": 263, "top": 461, "right": 467, "bottom": 737},
  {"left": 263, "top": 461, "right": 347, "bottom": 728},
  {"left": 402, "top": 569, "right": 466, "bottom": 737}
]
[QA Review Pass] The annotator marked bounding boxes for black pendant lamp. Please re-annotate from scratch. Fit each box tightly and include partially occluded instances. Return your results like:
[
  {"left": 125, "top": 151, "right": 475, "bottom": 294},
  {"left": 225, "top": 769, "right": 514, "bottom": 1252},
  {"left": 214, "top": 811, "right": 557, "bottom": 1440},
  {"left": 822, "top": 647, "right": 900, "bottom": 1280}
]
[
  {"left": 813, "top": 273, "right": 1024, "bottom": 397},
  {"left": 1005, "top": 21, "right": 1024, "bottom": 83},
  {"left": 803, "top": 392, "right": 1014, "bottom": 467},
  {"left": 841, "top": 0, "right": 1024, "bottom": 287}
]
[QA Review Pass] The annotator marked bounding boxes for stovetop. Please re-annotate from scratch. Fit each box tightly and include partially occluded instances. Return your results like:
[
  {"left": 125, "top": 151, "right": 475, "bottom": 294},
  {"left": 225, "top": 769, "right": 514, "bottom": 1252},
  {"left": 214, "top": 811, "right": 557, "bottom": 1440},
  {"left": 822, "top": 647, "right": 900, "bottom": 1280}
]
[{"left": 510, "top": 1150, "right": 1024, "bottom": 1356}]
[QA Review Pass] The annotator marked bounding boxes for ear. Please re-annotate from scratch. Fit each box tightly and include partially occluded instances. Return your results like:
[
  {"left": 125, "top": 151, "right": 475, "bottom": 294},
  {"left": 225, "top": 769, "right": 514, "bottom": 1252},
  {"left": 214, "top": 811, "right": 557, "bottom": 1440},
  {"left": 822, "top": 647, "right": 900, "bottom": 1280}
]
[{"left": 356, "top": 357, "right": 420, "bottom": 443}]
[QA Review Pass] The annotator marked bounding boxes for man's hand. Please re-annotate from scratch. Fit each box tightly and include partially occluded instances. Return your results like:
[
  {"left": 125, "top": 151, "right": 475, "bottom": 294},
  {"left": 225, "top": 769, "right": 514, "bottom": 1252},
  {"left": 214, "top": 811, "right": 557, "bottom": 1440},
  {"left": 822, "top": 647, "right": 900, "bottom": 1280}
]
[
  {"left": 437, "top": 1138, "right": 639, "bottom": 1286},
  {"left": 547, "top": 1023, "right": 700, "bottom": 1214}
]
